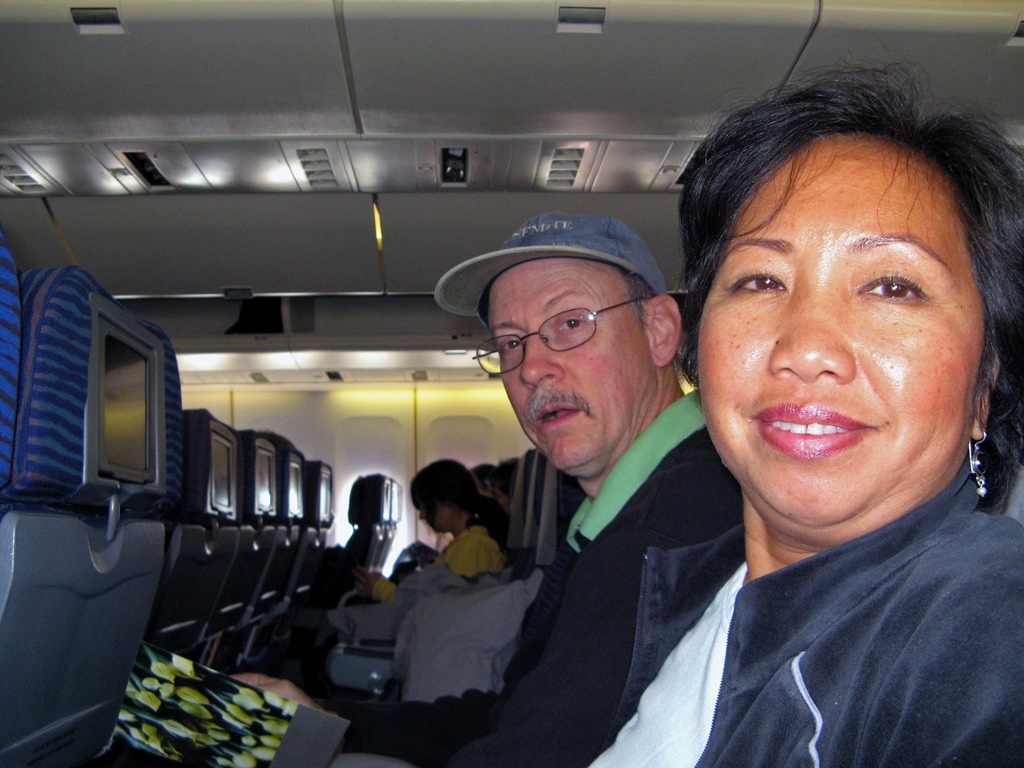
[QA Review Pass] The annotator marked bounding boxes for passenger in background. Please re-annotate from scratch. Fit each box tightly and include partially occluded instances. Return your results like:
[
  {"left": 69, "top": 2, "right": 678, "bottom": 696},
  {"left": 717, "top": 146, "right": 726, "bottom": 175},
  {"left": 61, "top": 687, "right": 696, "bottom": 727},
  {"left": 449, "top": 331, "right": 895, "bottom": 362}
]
[
  {"left": 354, "top": 459, "right": 507, "bottom": 603},
  {"left": 242, "top": 213, "right": 743, "bottom": 767},
  {"left": 470, "top": 462, "right": 496, "bottom": 491},
  {"left": 482, "top": 458, "right": 518, "bottom": 515},
  {"left": 587, "top": 66, "right": 1024, "bottom": 766}
]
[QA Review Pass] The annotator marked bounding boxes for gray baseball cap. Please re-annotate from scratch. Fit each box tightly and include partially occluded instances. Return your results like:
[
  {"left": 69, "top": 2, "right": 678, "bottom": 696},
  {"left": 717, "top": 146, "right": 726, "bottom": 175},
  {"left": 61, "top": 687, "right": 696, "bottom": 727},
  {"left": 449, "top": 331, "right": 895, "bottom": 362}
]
[{"left": 434, "top": 212, "right": 667, "bottom": 324}]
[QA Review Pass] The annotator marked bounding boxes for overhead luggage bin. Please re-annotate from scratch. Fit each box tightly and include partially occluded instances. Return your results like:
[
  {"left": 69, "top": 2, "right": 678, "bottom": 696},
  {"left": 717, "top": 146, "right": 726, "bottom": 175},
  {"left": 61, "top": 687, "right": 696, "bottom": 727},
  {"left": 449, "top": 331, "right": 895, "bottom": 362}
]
[
  {"left": 28, "top": 193, "right": 380, "bottom": 296},
  {"left": 0, "top": 0, "right": 357, "bottom": 143},
  {"left": 342, "top": 0, "right": 818, "bottom": 138},
  {"left": 794, "top": 0, "right": 1024, "bottom": 138}
]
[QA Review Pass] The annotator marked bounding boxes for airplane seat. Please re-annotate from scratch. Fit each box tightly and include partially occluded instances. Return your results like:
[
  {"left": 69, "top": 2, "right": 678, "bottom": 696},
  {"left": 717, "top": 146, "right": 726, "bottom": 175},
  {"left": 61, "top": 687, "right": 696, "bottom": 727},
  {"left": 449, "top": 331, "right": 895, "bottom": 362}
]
[
  {"left": 999, "top": 463, "right": 1024, "bottom": 526},
  {"left": 0, "top": 260, "right": 180, "bottom": 768},
  {"left": 248, "top": 430, "right": 305, "bottom": 621},
  {"left": 224, "top": 432, "right": 305, "bottom": 676},
  {"left": 353, "top": 473, "right": 399, "bottom": 574},
  {"left": 0, "top": 225, "right": 18, "bottom": 495},
  {"left": 204, "top": 429, "right": 278, "bottom": 637},
  {"left": 285, "top": 459, "right": 334, "bottom": 609},
  {"left": 146, "top": 409, "right": 241, "bottom": 653},
  {"left": 315, "top": 473, "right": 396, "bottom": 607},
  {"left": 326, "top": 451, "right": 583, "bottom": 701}
]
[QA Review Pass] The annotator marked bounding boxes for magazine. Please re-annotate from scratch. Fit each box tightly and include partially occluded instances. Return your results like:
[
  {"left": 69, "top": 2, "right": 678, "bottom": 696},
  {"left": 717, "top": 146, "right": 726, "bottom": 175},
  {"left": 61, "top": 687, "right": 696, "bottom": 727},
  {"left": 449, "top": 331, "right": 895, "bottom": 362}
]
[{"left": 116, "top": 643, "right": 348, "bottom": 768}]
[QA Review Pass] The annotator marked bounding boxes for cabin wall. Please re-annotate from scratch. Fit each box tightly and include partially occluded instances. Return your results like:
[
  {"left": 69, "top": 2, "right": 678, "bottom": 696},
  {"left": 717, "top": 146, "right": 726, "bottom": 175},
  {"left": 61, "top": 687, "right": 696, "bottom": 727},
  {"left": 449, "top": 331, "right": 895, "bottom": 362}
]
[{"left": 181, "top": 380, "right": 532, "bottom": 569}]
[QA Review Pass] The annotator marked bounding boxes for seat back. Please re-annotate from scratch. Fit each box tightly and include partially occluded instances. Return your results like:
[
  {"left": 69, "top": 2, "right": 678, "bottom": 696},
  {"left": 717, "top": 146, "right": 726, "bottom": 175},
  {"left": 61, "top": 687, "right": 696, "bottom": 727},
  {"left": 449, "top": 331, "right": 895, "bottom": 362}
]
[
  {"left": 254, "top": 431, "right": 306, "bottom": 616},
  {"left": 353, "top": 473, "right": 399, "bottom": 572},
  {"left": 146, "top": 409, "right": 241, "bottom": 652},
  {"left": 0, "top": 228, "right": 16, "bottom": 492},
  {"left": 206, "top": 430, "right": 280, "bottom": 633},
  {"left": 0, "top": 261, "right": 178, "bottom": 768},
  {"left": 304, "top": 473, "right": 395, "bottom": 609},
  {"left": 2, "top": 267, "right": 181, "bottom": 511},
  {"left": 1000, "top": 463, "right": 1024, "bottom": 525},
  {"left": 284, "top": 459, "right": 333, "bottom": 607}
]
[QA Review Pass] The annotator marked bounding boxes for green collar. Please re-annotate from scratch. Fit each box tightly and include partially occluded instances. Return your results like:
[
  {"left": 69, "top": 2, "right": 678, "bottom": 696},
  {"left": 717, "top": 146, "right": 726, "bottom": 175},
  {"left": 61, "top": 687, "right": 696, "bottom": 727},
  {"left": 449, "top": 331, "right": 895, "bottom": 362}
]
[{"left": 567, "top": 391, "right": 705, "bottom": 552}]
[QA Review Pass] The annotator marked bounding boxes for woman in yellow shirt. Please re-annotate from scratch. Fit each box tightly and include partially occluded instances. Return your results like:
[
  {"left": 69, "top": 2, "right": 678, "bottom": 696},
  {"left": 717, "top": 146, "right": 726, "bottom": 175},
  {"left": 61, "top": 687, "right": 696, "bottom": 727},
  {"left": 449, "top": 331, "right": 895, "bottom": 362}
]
[{"left": 355, "top": 459, "right": 508, "bottom": 603}]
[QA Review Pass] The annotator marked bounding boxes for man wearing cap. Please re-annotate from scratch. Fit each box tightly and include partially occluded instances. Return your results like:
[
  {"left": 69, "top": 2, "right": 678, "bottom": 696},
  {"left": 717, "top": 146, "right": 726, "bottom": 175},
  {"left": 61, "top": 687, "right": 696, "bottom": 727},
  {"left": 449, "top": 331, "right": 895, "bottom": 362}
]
[{"left": 245, "top": 213, "right": 741, "bottom": 767}]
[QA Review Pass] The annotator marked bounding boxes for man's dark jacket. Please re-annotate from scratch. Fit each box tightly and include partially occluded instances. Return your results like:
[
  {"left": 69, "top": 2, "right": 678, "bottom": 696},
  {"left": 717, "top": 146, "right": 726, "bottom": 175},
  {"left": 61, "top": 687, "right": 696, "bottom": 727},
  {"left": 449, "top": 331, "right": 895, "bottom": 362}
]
[{"left": 335, "top": 427, "right": 742, "bottom": 767}]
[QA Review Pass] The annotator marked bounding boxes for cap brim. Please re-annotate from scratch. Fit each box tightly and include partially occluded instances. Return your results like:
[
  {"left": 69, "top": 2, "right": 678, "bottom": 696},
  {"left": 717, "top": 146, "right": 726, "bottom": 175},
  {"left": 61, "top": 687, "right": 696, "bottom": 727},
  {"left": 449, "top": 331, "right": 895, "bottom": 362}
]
[{"left": 434, "top": 244, "right": 642, "bottom": 318}]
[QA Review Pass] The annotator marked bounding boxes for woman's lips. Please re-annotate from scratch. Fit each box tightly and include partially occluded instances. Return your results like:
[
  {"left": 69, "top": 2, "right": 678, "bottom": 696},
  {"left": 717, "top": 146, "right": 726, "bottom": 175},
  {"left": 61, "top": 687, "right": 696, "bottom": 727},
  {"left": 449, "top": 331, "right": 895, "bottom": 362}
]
[
  {"left": 769, "top": 420, "right": 848, "bottom": 436},
  {"left": 755, "top": 405, "right": 867, "bottom": 459}
]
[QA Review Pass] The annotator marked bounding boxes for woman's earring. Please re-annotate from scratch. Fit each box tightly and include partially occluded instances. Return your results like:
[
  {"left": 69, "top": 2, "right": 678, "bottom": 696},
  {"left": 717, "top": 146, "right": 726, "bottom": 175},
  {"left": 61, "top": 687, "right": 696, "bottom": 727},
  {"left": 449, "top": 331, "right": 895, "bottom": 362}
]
[{"left": 969, "top": 433, "right": 988, "bottom": 498}]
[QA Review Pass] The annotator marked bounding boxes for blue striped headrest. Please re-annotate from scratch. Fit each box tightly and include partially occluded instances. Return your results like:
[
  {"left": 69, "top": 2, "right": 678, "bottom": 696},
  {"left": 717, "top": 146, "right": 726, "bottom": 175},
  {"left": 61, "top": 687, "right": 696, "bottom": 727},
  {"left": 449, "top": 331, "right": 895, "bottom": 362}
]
[
  {"left": 149, "top": 317, "right": 183, "bottom": 518},
  {"left": 1, "top": 267, "right": 181, "bottom": 515},
  {"left": 0, "top": 223, "right": 19, "bottom": 492}
]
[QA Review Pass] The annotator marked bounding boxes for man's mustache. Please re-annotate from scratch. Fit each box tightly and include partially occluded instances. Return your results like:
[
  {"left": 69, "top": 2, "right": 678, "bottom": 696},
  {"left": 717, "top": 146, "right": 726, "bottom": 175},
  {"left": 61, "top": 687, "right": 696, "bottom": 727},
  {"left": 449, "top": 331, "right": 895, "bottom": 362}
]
[{"left": 525, "top": 387, "right": 592, "bottom": 424}]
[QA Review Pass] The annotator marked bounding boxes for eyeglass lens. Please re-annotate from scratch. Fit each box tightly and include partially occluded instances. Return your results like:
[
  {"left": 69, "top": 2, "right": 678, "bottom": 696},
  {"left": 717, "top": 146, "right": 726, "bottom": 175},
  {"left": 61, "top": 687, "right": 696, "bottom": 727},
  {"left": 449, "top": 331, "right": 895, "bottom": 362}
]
[{"left": 475, "top": 298, "right": 638, "bottom": 374}]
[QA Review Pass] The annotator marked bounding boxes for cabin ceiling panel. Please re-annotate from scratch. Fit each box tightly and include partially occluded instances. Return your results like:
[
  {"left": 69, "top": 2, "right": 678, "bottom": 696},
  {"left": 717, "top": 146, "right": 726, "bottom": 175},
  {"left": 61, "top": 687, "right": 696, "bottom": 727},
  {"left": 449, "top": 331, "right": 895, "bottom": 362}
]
[
  {"left": 0, "top": 198, "right": 77, "bottom": 270},
  {"left": 794, "top": 1, "right": 1024, "bottom": 134},
  {"left": 37, "top": 193, "right": 379, "bottom": 297},
  {"left": 344, "top": 0, "right": 817, "bottom": 138},
  {"left": 379, "top": 192, "right": 684, "bottom": 295},
  {"left": 0, "top": 0, "right": 356, "bottom": 142}
]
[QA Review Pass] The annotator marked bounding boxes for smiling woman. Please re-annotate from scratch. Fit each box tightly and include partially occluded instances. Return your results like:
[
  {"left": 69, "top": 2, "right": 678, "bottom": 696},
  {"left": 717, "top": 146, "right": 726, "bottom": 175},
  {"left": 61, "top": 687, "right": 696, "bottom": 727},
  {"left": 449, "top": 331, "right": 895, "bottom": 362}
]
[
  {"left": 587, "top": 66, "right": 1024, "bottom": 767},
  {"left": 699, "top": 136, "right": 988, "bottom": 568}
]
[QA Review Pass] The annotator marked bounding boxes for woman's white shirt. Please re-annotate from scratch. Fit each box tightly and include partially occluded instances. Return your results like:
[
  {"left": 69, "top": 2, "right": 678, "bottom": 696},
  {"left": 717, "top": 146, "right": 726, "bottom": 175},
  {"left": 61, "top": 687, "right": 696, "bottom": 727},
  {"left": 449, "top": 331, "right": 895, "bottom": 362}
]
[{"left": 588, "top": 563, "right": 747, "bottom": 768}]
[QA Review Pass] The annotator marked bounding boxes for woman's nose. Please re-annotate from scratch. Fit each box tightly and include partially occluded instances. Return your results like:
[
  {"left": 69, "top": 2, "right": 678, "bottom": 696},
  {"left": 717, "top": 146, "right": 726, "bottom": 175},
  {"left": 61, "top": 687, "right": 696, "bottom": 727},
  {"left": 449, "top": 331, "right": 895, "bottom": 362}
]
[{"left": 768, "top": 291, "right": 856, "bottom": 385}]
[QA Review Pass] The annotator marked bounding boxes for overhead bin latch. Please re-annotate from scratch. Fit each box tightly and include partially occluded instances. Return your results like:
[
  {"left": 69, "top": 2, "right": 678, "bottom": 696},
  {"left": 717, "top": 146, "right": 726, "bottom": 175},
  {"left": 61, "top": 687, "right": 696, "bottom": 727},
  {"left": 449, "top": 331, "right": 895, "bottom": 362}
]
[
  {"left": 70, "top": 7, "right": 126, "bottom": 35},
  {"left": 1010, "top": 18, "right": 1024, "bottom": 47},
  {"left": 558, "top": 6, "right": 606, "bottom": 34}
]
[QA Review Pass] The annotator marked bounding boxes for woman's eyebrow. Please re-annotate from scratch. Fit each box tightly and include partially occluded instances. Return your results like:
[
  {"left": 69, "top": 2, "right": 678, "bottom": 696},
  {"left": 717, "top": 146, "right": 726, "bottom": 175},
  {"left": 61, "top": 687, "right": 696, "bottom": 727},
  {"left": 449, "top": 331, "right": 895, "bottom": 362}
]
[
  {"left": 726, "top": 236, "right": 792, "bottom": 255},
  {"left": 852, "top": 234, "right": 952, "bottom": 273}
]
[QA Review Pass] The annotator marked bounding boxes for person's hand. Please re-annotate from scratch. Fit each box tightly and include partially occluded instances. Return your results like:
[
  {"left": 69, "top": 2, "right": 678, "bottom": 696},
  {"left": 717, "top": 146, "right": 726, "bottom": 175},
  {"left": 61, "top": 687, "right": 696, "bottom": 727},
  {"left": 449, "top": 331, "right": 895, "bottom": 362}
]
[
  {"left": 232, "top": 673, "right": 324, "bottom": 712},
  {"left": 353, "top": 565, "right": 382, "bottom": 598}
]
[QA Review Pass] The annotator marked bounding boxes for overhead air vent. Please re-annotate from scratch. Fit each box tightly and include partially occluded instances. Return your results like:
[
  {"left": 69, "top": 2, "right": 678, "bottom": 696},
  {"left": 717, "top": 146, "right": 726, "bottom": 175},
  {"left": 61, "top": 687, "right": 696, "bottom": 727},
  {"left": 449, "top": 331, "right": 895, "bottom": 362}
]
[
  {"left": 325, "top": 371, "right": 344, "bottom": 381},
  {"left": 546, "top": 147, "right": 585, "bottom": 187},
  {"left": 411, "top": 370, "right": 428, "bottom": 381},
  {"left": 249, "top": 372, "right": 270, "bottom": 384},
  {"left": 122, "top": 151, "right": 172, "bottom": 188},
  {"left": 296, "top": 148, "right": 339, "bottom": 190},
  {"left": 0, "top": 154, "right": 46, "bottom": 194}
]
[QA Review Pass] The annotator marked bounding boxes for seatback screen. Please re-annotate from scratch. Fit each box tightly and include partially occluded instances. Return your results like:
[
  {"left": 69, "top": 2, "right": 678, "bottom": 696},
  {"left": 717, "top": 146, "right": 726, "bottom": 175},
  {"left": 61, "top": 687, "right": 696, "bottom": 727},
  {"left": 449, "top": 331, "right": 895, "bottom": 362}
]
[{"left": 102, "top": 333, "right": 149, "bottom": 477}]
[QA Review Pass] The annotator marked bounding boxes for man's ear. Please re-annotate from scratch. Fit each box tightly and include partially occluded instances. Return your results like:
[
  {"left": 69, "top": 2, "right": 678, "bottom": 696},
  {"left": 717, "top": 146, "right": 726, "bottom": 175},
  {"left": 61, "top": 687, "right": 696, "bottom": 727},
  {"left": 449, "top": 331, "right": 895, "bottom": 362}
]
[{"left": 642, "top": 294, "right": 683, "bottom": 369}]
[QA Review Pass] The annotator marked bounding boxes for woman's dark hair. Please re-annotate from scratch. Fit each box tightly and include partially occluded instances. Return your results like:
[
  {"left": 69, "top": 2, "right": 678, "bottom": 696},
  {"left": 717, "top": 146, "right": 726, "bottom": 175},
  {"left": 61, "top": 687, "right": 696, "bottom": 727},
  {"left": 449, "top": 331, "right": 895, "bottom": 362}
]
[
  {"left": 679, "top": 65, "right": 1024, "bottom": 506},
  {"left": 412, "top": 459, "right": 509, "bottom": 545},
  {"left": 486, "top": 458, "right": 519, "bottom": 499},
  {"left": 471, "top": 463, "right": 496, "bottom": 490}
]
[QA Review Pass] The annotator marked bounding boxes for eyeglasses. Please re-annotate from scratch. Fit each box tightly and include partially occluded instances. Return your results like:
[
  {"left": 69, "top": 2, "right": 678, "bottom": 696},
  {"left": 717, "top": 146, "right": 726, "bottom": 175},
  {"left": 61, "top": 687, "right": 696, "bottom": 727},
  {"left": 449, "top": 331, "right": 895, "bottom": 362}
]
[{"left": 474, "top": 298, "right": 641, "bottom": 374}]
